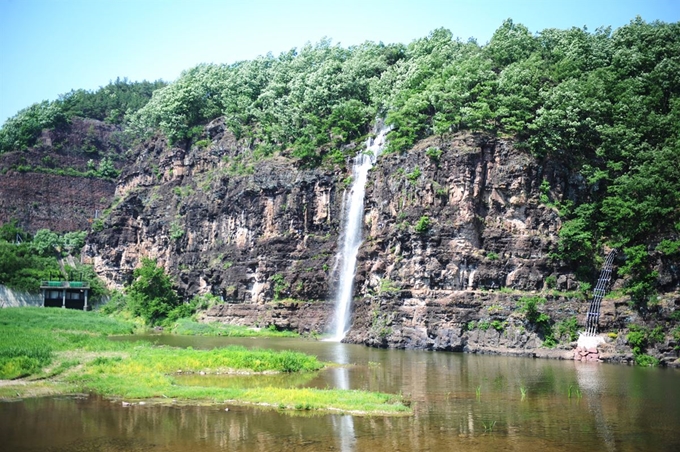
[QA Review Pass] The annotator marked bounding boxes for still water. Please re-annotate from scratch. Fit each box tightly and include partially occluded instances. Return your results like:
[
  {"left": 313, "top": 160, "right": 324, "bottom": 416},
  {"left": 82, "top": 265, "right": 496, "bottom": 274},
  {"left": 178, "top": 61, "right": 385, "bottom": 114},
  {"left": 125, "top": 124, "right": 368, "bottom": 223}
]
[{"left": 2, "top": 336, "right": 679, "bottom": 451}]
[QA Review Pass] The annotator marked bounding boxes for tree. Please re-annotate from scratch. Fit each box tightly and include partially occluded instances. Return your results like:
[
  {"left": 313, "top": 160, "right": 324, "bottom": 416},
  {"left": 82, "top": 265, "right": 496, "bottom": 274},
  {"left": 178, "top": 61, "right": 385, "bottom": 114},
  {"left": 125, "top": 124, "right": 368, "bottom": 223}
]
[
  {"left": 31, "top": 229, "right": 62, "bottom": 256},
  {"left": 126, "top": 258, "right": 180, "bottom": 325},
  {"left": 96, "top": 156, "right": 120, "bottom": 179},
  {"left": 486, "top": 19, "right": 538, "bottom": 69}
]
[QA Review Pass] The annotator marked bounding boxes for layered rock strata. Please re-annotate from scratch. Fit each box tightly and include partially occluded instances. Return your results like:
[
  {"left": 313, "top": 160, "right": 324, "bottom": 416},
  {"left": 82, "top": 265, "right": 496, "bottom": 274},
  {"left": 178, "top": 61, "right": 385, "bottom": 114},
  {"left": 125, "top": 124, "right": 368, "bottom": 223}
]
[
  {"left": 0, "top": 118, "right": 124, "bottom": 233},
  {"left": 81, "top": 120, "right": 679, "bottom": 364}
]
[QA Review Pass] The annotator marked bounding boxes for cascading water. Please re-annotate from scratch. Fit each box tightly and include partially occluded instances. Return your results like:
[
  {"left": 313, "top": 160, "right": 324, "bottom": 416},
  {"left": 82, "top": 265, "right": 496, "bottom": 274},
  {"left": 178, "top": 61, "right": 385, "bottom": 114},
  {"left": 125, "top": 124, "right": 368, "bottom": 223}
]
[{"left": 328, "top": 124, "right": 389, "bottom": 341}]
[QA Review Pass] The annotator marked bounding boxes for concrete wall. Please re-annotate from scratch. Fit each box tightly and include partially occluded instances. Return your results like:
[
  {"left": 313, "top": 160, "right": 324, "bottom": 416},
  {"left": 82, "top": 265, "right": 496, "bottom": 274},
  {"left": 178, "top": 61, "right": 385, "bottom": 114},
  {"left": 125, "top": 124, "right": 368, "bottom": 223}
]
[{"left": 0, "top": 285, "right": 42, "bottom": 308}]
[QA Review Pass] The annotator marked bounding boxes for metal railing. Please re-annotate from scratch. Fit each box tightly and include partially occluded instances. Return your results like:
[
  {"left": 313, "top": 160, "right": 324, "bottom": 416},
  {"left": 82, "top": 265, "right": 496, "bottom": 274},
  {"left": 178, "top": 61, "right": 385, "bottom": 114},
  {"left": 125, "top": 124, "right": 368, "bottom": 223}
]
[
  {"left": 584, "top": 249, "right": 617, "bottom": 336},
  {"left": 40, "top": 281, "right": 91, "bottom": 289}
]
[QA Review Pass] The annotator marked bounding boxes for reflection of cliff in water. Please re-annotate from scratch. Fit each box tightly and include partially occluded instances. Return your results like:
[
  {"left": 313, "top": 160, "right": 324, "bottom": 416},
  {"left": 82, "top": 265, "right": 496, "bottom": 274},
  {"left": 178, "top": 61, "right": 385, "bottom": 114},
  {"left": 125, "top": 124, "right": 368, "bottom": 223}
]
[{"left": 2, "top": 339, "right": 679, "bottom": 452}]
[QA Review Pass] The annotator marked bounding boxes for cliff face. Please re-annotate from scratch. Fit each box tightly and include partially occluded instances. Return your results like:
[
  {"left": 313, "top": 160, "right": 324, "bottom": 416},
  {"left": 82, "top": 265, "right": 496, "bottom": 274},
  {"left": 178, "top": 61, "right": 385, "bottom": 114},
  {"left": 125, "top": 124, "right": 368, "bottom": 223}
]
[
  {"left": 358, "top": 133, "right": 563, "bottom": 294},
  {"left": 0, "top": 118, "right": 124, "bottom": 233},
  {"left": 83, "top": 119, "right": 679, "bottom": 363},
  {"left": 85, "top": 118, "right": 344, "bottom": 301},
  {"left": 87, "top": 125, "right": 571, "bottom": 293}
]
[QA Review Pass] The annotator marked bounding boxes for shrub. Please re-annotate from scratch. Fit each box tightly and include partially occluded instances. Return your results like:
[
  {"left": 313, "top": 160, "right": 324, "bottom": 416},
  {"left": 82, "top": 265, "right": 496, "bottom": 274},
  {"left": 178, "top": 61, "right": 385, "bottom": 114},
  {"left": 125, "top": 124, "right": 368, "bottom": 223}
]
[
  {"left": 125, "top": 258, "right": 181, "bottom": 325},
  {"left": 92, "top": 218, "right": 104, "bottom": 232},
  {"left": 415, "top": 216, "right": 431, "bottom": 234},
  {"left": 194, "top": 139, "right": 211, "bottom": 149},
  {"left": 517, "top": 296, "right": 554, "bottom": 344},
  {"left": 490, "top": 320, "right": 506, "bottom": 332},
  {"left": 555, "top": 316, "right": 579, "bottom": 342},
  {"left": 270, "top": 273, "right": 288, "bottom": 300},
  {"left": 379, "top": 278, "right": 400, "bottom": 294},
  {"left": 425, "top": 147, "right": 442, "bottom": 163},
  {"left": 169, "top": 222, "right": 184, "bottom": 240},
  {"left": 626, "top": 328, "right": 647, "bottom": 355},
  {"left": 539, "top": 179, "right": 551, "bottom": 204},
  {"left": 96, "top": 157, "right": 120, "bottom": 179},
  {"left": 626, "top": 324, "right": 661, "bottom": 366},
  {"left": 486, "top": 251, "right": 499, "bottom": 261},
  {"left": 544, "top": 275, "right": 557, "bottom": 289},
  {"left": 648, "top": 325, "right": 665, "bottom": 344},
  {"left": 634, "top": 353, "right": 660, "bottom": 367},
  {"left": 406, "top": 166, "right": 422, "bottom": 183},
  {"left": 517, "top": 296, "right": 546, "bottom": 325},
  {"left": 98, "top": 291, "right": 127, "bottom": 315}
]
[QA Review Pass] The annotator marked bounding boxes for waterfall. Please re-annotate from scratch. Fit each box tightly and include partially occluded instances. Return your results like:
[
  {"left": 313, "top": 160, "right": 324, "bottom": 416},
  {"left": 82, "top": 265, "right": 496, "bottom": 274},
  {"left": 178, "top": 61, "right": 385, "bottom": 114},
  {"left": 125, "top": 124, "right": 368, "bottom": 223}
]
[{"left": 328, "top": 124, "right": 389, "bottom": 341}]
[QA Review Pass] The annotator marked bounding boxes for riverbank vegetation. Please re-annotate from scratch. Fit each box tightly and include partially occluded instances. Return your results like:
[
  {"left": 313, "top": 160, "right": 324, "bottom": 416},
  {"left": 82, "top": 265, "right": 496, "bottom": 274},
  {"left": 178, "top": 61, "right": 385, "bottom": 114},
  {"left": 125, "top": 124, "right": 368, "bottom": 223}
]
[
  {"left": 99, "top": 258, "right": 233, "bottom": 328},
  {"left": 0, "top": 307, "right": 410, "bottom": 415},
  {"left": 170, "top": 318, "right": 299, "bottom": 337}
]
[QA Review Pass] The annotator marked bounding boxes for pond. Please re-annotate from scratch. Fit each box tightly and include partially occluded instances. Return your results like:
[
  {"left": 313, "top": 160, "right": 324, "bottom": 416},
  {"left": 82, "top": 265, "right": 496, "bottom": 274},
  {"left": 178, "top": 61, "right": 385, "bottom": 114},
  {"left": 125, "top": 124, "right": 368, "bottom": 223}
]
[{"left": 2, "top": 336, "right": 679, "bottom": 451}]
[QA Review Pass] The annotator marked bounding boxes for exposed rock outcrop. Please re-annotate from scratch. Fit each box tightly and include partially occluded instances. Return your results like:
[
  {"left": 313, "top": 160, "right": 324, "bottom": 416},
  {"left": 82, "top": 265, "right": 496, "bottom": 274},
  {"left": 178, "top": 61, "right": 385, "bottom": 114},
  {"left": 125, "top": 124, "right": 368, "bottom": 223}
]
[
  {"left": 80, "top": 119, "right": 679, "bottom": 364},
  {"left": 0, "top": 118, "right": 125, "bottom": 233},
  {"left": 85, "top": 118, "right": 343, "bottom": 301}
]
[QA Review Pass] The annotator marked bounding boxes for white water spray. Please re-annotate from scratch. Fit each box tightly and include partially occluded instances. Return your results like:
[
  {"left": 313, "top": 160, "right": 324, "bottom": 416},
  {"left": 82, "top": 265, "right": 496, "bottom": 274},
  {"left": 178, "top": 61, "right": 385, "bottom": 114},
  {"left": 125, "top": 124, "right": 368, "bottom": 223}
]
[{"left": 328, "top": 125, "right": 389, "bottom": 341}]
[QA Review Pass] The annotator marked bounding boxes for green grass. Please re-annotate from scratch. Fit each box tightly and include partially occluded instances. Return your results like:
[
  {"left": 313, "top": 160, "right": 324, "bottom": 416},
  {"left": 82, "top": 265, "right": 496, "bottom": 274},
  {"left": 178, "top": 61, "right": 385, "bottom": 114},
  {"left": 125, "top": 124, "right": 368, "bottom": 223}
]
[
  {"left": 0, "top": 307, "right": 137, "bottom": 379},
  {"left": 0, "top": 307, "right": 136, "bottom": 335},
  {"left": 482, "top": 420, "right": 496, "bottom": 432},
  {"left": 170, "top": 318, "right": 299, "bottom": 337},
  {"left": 567, "top": 385, "right": 582, "bottom": 399},
  {"left": 0, "top": 308, "right": 411, "bottom": 415}
]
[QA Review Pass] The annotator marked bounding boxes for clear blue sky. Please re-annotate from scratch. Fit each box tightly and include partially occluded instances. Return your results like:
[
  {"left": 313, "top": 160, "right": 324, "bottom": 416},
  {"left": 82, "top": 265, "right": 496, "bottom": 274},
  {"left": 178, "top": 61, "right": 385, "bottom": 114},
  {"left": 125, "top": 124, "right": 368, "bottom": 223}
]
[{"left": 1, "top": 0, "right": 678, "bottom": 126}]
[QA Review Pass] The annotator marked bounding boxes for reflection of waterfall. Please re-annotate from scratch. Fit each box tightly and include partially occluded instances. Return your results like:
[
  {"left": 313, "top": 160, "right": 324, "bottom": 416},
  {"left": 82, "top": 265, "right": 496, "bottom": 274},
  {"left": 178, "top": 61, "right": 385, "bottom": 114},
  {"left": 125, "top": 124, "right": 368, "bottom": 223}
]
[
  {"left": 328, "top": 125, "right": 389, "bottom": 341},
  {"left": 575, "top": 364, "right": 615, "bottom": 452},
  {"left": 331, "top": 343, "right": 356, "bottom": 452}
]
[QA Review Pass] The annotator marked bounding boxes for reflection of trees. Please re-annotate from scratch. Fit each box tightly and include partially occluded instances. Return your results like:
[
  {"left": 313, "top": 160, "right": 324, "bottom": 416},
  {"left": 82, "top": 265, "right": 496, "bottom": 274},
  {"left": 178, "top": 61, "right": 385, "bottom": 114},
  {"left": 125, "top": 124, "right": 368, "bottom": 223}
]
[{"left": 2, "top": 348, "right": 680, "bottom": 451}]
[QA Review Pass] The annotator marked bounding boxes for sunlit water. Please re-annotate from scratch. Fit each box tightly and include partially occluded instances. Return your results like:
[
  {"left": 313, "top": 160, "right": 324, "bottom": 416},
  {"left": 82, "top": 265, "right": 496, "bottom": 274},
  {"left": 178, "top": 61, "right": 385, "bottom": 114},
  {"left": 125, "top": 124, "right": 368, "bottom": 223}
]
[{"left": 2, "top": 335, "right": 679, "bottom": 451}]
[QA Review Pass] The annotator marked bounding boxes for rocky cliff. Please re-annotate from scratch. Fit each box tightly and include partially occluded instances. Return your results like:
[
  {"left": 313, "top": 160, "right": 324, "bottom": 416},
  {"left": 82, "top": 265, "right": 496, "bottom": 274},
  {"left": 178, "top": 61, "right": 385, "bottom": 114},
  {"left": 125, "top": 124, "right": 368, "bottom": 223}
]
[
  {"left": 85, "top": 118, "right": 344, "bottom": 300},
  {"left": 0, "top": 118, "right": 125, "bottom": 233},
  {"left": 83, "top": 119, "right": 680, "bottom": 364}
]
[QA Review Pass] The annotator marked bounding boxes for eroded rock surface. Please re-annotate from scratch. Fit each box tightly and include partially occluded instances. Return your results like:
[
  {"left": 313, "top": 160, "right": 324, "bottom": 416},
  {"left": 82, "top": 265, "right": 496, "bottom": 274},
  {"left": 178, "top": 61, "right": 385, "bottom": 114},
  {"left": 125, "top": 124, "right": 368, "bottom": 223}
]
[
  {"left": 81, "top": 121, "right": 680, "bottom": 364},
  {"left": 0, "top": 118, "right": 124, "bottom": 233}
]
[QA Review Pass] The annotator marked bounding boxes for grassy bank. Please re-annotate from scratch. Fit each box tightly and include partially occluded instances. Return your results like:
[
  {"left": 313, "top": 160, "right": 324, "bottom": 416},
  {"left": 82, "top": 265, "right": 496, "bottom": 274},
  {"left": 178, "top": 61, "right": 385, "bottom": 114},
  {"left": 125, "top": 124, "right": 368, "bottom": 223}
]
[
  {"left": 170, "top": 318, "right": 299, "bottom": 337},
  {"left": 0, "top": 308, "right": 410, "bottom": 415}
]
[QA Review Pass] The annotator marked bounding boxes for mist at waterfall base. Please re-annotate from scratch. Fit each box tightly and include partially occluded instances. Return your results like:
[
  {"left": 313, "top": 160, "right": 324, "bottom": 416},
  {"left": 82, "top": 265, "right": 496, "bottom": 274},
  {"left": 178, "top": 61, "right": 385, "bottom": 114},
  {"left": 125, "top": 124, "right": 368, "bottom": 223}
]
[{"left": 327, "top": 126, "right": 389, "bottom": 342}]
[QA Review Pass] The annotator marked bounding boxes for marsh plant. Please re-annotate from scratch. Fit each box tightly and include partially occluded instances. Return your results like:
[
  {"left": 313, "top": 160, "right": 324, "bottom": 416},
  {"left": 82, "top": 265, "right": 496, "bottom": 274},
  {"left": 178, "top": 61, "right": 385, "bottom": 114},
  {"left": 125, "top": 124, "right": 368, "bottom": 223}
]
[
  {"left": 482, "top": 420, "right": 497, "bottom": 432},
  {"left": 568, "top": 385, "right": 582, "bottom": 399}
]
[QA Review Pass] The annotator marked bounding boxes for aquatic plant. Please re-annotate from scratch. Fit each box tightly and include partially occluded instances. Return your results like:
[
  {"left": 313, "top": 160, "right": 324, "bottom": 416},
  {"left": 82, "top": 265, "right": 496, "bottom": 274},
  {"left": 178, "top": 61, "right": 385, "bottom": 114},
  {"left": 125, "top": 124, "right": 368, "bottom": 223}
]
[
  {"left": 568, "top": 385, "right": 582, "bottom": 399},
  {"left": 482, "top": 420, "right": 496, "bottom": 432}
]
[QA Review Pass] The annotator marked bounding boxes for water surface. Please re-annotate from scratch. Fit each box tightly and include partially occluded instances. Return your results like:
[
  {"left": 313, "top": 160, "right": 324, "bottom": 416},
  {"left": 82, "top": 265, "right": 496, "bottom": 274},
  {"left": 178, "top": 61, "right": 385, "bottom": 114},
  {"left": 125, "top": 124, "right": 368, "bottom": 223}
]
[{"left": 2, "top": 335, "right": 678, "bottom": 451}]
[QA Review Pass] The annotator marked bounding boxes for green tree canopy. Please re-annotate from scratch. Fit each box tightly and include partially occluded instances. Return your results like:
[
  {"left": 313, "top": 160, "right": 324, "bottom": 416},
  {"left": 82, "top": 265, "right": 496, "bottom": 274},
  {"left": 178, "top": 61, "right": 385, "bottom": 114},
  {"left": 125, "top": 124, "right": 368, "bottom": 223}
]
[{"left": 126, "top": 258, "right": 181, "bottom": 326}]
